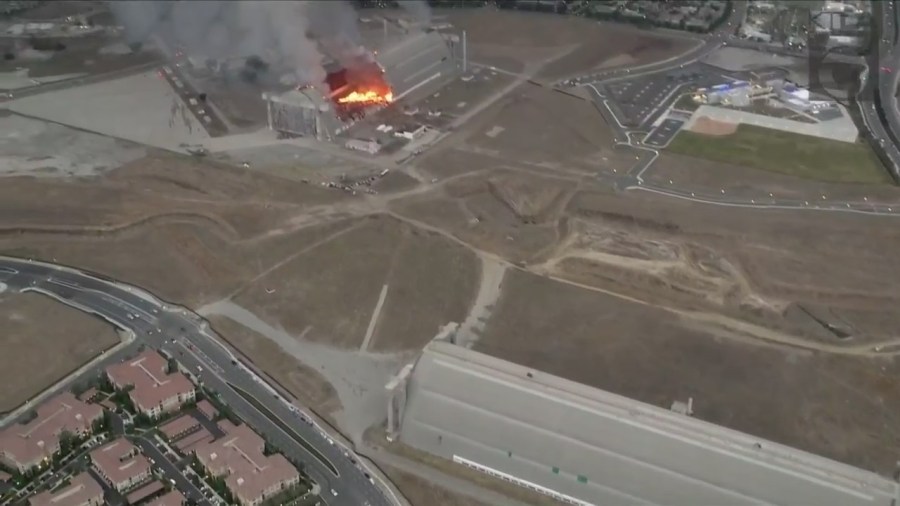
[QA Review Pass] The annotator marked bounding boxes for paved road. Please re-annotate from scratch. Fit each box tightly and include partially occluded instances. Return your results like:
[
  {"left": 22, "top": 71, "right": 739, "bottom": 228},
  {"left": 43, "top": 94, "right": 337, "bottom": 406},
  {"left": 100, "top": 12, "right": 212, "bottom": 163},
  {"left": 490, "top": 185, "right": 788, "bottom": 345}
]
[
  {"left": 582, "top": 81, "right": 900, "bottom": 216},
  {"left": 0, "top": 60, "right": 162, "bottom": 103},
  {"left": 870, "top": 0, "right": 900, "bottom": 177},
  {"left": 0, "top": 259, "right": 397, "bottom": 506},
  {"left": 132, "top": 434, "right": 210, "bottom": 505}
]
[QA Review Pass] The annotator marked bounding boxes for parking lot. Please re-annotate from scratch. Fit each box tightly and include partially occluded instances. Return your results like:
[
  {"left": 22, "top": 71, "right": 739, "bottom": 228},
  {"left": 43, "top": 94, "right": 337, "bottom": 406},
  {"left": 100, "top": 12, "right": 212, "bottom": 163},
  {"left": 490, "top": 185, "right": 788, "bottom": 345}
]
[
  {"left": 644, "top": 118, "right": 686, "bottom": 147},
  {"left": 600, "top": 63, "right": 738, "bottom": 128}
]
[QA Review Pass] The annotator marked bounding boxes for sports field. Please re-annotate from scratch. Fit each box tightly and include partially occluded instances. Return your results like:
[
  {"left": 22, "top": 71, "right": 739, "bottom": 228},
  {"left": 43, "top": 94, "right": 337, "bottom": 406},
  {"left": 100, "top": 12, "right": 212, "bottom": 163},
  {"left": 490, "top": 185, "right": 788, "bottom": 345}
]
[{"left": 667, "top": 124, "right": 890, "bottom": 184}]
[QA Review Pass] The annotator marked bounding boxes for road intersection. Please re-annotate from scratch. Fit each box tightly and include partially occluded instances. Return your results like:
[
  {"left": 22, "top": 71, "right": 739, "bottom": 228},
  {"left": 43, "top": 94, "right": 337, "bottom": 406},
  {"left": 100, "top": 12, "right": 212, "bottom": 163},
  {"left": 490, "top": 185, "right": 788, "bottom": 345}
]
[{"left": 0, "top": 258, "right": 397, "bottom": 506}]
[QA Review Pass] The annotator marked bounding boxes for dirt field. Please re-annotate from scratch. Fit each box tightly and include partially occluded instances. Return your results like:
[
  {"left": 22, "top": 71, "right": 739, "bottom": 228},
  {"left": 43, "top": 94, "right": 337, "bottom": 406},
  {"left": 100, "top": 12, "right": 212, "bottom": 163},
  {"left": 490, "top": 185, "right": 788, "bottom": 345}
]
[
  {"left": 380, "top": 465, "right": 490, "bottom": 506},
  {"left": 0, "top": 292, "right": 119, "bottom": 414},
  {"left": 475, "top": 269, "right": 900, "bottom": 475},
  {"left": 420, "top": 84, "right": 634, "bottom": 176},
  {"left": 668, "top": 124, "right": 890, "bottom": 184},
  {"left": 235, "top": 215, "right": 479, "bottom": 351},
  {"left": 649, "top": 153, "right": 900, "bottom": 204},
  {"left": 207, "top": 315, "right": 342, "bottom": 424},
  {"left": 439, "top": 8, "right": 696, "bottom": 80},
  {"left": 688, "top": 116, "right": 738, "bottom": 135}
]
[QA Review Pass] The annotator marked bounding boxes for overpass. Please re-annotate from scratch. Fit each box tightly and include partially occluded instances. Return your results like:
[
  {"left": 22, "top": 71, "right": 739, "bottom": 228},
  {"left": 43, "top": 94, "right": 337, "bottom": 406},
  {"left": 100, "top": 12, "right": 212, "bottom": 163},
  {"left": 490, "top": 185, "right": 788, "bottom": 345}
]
[{"left": 399, "top": 338, "right": 900, "bottom": 506}]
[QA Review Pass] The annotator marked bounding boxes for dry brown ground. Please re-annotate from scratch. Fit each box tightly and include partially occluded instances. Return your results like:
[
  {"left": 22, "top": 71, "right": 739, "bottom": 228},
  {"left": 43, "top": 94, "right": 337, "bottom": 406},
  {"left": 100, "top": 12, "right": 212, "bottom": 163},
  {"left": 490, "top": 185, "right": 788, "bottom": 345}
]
[
  {"left": 380, "top": 465, "right": 490, "bottom": 506},
  {"left": 0, "top": 292, "right": 119, "bottom": 413},
  {"left": 688, "top": 116, "right": 738, "bottom": 135},
  {"left": 207, "top": 315, "right": 342, "bottom": 424},
  {"left": 236, "top": 215, "right": 480, "bottom": 351},
  {"left": 439, "top": 9, "right": 695, "bottom": 80},
  {"left": 419, "top": 84, "right": 634, "bottom": 176},
  {"left": 649, "top": 153, "right": 900, "bottom": 204},
  {"left": 474, "top": 270, "right": 900, "bottom": 475}
]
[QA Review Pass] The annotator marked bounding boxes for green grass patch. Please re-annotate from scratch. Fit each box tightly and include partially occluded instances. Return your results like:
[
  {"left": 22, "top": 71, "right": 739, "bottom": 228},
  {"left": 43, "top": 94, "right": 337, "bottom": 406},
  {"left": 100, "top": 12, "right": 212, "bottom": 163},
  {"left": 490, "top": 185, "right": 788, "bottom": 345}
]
[{"left": 667, "top": 124, "right": 891, "bottom": 184}]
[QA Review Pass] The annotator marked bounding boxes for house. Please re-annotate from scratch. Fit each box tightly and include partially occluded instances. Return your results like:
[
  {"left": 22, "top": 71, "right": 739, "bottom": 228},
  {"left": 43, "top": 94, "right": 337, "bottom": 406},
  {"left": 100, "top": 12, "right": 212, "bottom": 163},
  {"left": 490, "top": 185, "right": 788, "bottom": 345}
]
[
  {"left": 0, "top": 393, "right": 103, "bottom": 473},
  {"left": 90, "top": 438, "right": 151, "bottom": 492},
  {"left": 106, "top": 351, "right": 196, "bottom": 418},
  {"left": 194, "top": 421, "right": 301, "bottom": 506}
]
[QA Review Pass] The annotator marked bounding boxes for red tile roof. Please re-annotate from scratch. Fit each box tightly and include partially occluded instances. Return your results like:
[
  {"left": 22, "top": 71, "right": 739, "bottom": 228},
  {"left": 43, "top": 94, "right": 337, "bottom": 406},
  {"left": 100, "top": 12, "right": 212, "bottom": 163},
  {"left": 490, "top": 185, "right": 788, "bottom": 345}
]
[
  {"left": 0, "top": 392, "right": 103, "bottom": 469},
  {"left": 90, "top": 438, "right": 150, "bottom": 488},
  {"left": 195, "top": 422, "right": 300, "bottom": 505},
  {"left": 148, "top": 489, "right": 186, "bottom": 506},
  {"left": 106, "top": 351, "right": 194, "bottom": 413},
  {"left": 159, "top": 415, "right": 199, "bottom": 440},
  {"left": 29, "top": 472, "right": 103, "bottom": 506}
]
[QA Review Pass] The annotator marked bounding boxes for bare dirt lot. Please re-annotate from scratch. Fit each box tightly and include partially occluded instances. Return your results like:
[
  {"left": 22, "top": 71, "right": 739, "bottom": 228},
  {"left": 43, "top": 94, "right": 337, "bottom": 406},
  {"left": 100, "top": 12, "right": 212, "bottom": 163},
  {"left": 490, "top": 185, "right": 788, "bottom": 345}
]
[
  {"left": 381, "top": 465, "right": 490, "bottom": 506},
  {"left": 235, "top": 215, "right": 479, "bottom": 351},
  {"left": 475, "top": 269, "right": 900, "bottom": 475},
  {"left": 417, "top": 84, "right": 635, "bottom": 178},
  {"left": 439, "top": 8, "right": 696, "bottom": 80},
  {"left": 207, "top": 315, "right": 342, "bottom": 424},
  {"left": 0, "top": 292, "right": 119, "bottom": 413}
]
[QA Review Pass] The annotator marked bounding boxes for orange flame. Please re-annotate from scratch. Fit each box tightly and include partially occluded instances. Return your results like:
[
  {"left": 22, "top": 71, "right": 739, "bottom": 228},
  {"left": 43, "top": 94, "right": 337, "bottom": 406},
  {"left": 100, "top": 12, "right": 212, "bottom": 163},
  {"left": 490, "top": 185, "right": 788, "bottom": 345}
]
[{"left": 338, "top": 89, "right": 393, "bottom": 105}]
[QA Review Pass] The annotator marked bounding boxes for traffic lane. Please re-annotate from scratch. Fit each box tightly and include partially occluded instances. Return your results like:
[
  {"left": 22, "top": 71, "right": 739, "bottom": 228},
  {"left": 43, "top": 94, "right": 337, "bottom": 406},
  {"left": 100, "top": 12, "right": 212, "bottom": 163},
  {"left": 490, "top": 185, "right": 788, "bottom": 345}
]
[
  {"left": 182, "top": 335, "right": 376, "bottom": 487},
  {"left": 0, "top": 260, "right": 387, "bottom": 504},
  {"left": 133, "top": 436, "right": 211, "bottom": 505},
  {"left": 179, "top": 344, "right": 385, "bottom": 506},
  {"left": 170, "top": 348, "right": 346, "bottom": 492}
]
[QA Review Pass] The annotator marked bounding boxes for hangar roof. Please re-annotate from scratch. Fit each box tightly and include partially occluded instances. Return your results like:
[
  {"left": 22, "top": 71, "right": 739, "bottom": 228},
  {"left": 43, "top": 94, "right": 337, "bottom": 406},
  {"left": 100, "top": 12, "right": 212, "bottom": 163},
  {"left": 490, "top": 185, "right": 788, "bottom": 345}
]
[
  {"left": 377, "top": 30, "right": 457, "bottom": 100},
  {"left": 400, "top": 340, "right": 900, "bottom": 506}
]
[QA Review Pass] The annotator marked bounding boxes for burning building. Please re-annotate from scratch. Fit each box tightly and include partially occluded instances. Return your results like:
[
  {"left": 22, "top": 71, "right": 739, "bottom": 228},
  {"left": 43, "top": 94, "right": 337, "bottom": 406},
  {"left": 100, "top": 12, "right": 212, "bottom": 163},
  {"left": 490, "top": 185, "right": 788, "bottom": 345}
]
[{"left": 263, "top": 30, "right": 461, "bottom": 142}]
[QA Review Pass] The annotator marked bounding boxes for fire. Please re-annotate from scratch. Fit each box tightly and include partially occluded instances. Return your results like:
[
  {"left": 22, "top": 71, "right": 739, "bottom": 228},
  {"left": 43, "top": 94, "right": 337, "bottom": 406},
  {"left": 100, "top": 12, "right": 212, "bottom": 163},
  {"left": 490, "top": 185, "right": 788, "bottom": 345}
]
[{"left": 338, "top": 89, "right": 393, "bottom": 105}]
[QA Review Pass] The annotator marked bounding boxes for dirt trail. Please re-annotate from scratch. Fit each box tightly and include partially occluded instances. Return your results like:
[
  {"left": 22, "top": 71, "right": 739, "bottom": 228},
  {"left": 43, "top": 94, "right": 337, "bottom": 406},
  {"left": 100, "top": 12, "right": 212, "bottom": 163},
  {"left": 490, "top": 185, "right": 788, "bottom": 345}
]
[{"left": 456, "top": 257, "right": 507, "bottom": 348}]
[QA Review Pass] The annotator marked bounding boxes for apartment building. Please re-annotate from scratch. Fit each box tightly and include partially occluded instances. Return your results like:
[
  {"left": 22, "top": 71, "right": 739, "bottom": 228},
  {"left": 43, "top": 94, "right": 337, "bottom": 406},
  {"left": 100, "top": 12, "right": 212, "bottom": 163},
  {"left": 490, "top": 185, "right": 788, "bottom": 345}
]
[
  {"left": 90, "top": 438, "right": 151, "bottom": 492},
  {"left": 0, "top": 392, "right": 103, "bottom": 472},
  {"left": 194, "top": 421, "right": 301, "bottom": 506},
  {"left": 28, "top": 472, "right": 104, "bottom": 506},
  {"left": 106, "top": 350, "right": 196, "bottom": 418}
]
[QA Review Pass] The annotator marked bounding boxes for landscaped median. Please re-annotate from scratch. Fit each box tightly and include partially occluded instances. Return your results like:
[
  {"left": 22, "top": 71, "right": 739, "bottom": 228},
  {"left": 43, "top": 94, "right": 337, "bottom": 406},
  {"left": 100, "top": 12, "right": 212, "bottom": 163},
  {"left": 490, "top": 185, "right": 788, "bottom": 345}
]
[{"left": 666, "top": 124, "right": 892, "bottom": 184}]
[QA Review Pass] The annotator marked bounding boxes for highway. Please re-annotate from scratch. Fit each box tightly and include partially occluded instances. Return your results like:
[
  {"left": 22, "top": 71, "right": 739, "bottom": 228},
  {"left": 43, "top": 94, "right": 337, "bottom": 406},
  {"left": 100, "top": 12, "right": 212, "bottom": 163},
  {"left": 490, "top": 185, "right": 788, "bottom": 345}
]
[
  {"left": 869, "top": 0, "right": 900, "bottom": 178},
  {"left": 0, "top": 258, "right": 397, "bottom": 506}
]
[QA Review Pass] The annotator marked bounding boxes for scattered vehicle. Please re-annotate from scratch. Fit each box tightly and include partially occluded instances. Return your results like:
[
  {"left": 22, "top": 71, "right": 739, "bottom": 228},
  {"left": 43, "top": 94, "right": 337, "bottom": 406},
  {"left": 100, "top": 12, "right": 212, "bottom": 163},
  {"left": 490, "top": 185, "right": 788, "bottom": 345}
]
[{"left": 331, "top": 489, "right": 338, "bottom": 497}]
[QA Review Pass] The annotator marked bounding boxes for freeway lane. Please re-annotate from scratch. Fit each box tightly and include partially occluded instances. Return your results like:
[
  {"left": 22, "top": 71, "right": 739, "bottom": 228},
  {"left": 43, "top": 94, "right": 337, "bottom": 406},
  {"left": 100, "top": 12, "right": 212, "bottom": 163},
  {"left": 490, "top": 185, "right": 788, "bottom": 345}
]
[{"left": 0, "top": 258, "right": 394, "bottom": 506}]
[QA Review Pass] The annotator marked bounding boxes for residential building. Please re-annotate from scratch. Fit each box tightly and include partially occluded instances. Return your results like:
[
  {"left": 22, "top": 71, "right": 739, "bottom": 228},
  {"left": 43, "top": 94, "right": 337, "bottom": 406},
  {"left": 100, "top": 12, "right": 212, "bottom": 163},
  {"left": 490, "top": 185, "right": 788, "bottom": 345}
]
[
  {"left": 90, "top": 438, "right": 151, "bottom": 492},
  {"left": 196, "top": 400, "right": 218, "bottom": 421},
  {"left": 160, "top": 415, "right": 200, "bottom": 441},
  {"left": 0, "top": 393, "right": 103, "bottom": 472},
  {"left": 148, "top": 489, "right": 186, "bottom": 506},
  {"left": 28, "top": 472, "right": 104, "bottom": 506},
  {"left": 194, "top": 421, "right": 301, "bottom": 506},
  {"left": 106, "top": 350, "right": 196, "bottom": 418}
]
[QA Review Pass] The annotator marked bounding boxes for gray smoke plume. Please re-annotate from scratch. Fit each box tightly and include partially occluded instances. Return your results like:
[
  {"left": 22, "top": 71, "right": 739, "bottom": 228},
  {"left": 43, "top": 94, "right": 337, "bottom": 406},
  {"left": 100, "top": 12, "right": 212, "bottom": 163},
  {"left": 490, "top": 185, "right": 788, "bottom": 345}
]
[
  {"left": 396, "top": 0, "right": 432, "bottom": 26},
  {"left": 108, "top": 0, "right": 370, "bottom": 86}
]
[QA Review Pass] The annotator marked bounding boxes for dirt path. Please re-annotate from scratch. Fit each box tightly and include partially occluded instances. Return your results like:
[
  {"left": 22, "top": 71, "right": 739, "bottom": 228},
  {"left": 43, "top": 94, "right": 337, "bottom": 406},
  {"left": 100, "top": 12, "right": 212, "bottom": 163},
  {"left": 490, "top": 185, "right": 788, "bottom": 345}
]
[
  {"left": 197, "top": 299, "right": 408, "bottom": 445},
  {"left": 455, "top": 257, "right": 507, "bottom": 348}
]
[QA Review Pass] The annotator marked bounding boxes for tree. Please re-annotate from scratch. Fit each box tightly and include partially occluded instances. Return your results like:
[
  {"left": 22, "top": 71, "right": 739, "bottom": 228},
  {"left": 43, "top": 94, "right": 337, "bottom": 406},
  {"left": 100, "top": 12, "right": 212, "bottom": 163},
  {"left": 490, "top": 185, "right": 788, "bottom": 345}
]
[
  {"left": 57, "top": 430, "right": 75, "bottom": 458},
  {"left": 166, "top": 358, "right": 179, "bottom": 374}
]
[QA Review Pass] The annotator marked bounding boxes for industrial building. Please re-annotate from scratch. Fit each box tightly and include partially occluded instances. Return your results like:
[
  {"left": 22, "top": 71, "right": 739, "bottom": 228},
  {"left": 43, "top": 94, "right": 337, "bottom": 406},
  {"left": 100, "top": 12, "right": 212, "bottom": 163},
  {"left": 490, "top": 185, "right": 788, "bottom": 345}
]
[
  {"left": 693, "top": 81, "right": 752, "bottom": 106},
  {"left": 395, "top": 334, "right": 900, "bottom": 506},
  {"left": 263, "top": 29, "right": 462, "bottom": 143}
]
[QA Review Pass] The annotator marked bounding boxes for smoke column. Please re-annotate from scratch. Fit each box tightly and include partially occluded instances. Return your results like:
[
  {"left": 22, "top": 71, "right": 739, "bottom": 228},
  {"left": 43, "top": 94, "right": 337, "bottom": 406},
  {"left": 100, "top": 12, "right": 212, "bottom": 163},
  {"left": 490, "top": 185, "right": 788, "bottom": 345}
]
[
  {"left": 109, "top": 0, "right": 433, "bottom": 85},
  {"left": 395, "top": 0, "right": 432, "bottom": 26}
]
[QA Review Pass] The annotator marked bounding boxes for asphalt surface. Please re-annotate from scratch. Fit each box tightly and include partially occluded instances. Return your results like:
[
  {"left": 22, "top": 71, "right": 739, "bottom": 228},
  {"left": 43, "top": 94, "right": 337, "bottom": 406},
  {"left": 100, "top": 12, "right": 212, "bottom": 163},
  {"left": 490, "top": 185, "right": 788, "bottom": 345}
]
[
  {"left": 582, "top": 81, "right": 900, "bottom": 217},
  {"left": 0, "top": 258, "right": 394, "bottom": 506},
  {"left": 870, "top": 0, "right": 900, "bottom": 177}
]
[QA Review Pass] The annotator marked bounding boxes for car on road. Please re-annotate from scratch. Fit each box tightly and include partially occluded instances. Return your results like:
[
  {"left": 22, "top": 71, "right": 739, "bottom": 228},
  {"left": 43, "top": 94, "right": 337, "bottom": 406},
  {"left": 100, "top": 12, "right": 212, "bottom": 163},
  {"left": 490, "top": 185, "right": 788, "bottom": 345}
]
[{"left": 881, "top": 66, "right": 893, "bottom": 73}]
